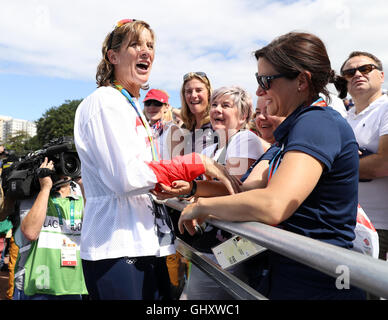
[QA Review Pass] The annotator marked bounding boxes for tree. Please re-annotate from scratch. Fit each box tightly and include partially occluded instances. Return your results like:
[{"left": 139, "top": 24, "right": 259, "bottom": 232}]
[
  {"left": 36, "top": 99, "right": 82, "bottom": 145},
  {"left": 4, "top": 130, "right": 31, "bottom": 155},
  {"left": 23, "top": 135, "right": 42, "bottom": 152}
]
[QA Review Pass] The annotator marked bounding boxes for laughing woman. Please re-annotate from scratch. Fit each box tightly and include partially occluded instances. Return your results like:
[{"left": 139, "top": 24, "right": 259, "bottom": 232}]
[
  {"left": 73, "top": 19, "right": 240, "bottom": 300},
  {"left": 176, "top": 32, "right": 366, "bottom": 300},
  {"left": 182, "top": 86, "right": 264, "bottom": 300},
  {"left": 180, "top": 72, "right": 216, "bottom": 154}
]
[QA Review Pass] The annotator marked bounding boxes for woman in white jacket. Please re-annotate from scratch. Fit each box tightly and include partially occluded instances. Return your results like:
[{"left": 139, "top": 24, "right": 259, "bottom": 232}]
[{"left": 74, "top": 19, "right": 239, "bottom": 300}]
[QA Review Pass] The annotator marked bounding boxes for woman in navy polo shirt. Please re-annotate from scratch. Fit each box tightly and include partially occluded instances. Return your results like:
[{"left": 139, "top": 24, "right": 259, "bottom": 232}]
[{"left": 175, "top": 32, "right": 365, "bottom": 300}]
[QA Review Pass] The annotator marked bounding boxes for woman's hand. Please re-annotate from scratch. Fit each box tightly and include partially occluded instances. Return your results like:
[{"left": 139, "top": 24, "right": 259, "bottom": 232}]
[
  {"left": 199, "top": 154, "right": 242, "bottom": 194},
  {"left": 151, "top": 180, "right": 192, "bottom": 200},
  {"left": 178, "top": 200, "right": 208, "bottom": 235}
]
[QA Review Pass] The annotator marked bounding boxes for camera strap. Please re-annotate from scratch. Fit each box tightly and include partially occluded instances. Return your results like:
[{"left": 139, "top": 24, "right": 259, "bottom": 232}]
[
  {"left": 113, "top": 81, "right": 159, "bottom": 161},
  {"left": 52, "top": 198, "right": 75, "bottom": 227}
]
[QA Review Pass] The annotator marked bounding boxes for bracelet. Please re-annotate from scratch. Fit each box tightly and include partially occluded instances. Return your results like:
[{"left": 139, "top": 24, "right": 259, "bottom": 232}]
[{"left": 179, "top": 180, "right": 197, "bottom": 199}]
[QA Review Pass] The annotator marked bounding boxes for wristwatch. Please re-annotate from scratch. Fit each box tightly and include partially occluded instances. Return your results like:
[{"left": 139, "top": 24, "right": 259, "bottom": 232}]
[{"left": 178, "top": 180, "right": 197, "bottom": 199}]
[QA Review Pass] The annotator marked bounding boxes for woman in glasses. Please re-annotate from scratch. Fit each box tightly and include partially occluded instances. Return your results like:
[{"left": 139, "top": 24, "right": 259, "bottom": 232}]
[
  {"left": 180, "top": 72, "right": 216, "bottom": 154},
  {"left": 173, "top": 32, "right": 365, "bottom": 300},
  {"left": 73, "top": 19, "right": 240, "bottom": 300}
]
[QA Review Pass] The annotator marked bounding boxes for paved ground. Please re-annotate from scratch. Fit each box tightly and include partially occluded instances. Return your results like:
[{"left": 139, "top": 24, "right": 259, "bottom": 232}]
[
  {"left": 0, "top": 251, "right": 9, "bottom": 300},
  {"left": 0, "top": 269, "right": 9, "bottom": 300},
  {"left": 0, "top": 237, "right": 10, "bottom": 300}
]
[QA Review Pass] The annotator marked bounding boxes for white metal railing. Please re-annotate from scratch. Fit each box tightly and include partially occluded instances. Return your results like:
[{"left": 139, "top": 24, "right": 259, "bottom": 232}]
[{"left": 165, "top": 198, "right": 388, "bottom": 300}]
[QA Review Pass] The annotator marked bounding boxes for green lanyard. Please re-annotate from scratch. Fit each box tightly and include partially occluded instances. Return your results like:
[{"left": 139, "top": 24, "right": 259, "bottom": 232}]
[{"left": 53, "top": 198, "right": 75, "bottom": 227}]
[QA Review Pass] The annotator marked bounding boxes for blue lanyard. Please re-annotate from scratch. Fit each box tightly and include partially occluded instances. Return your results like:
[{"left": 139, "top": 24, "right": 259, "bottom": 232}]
[
  {"left": 53, "top": 198, "right": 75, "bottom": 226},
  {"left": 267, "top": 145, "right": 284, "bottom": 182},
  {"left": 113, "top": 82, "right": 159, "bottom": 161}
]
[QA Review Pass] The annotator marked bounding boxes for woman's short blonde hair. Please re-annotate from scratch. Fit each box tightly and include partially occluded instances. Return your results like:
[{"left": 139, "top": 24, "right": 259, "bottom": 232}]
[
  {"left": 180, "top": 72, "right": 212, "bottom": 131},
  {"left": 96, "top": 20, "right": 155, "bottom": 87}
]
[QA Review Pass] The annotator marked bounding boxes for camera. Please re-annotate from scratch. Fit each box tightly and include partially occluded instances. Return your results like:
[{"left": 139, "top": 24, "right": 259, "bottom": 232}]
[{"left": 1, "top": 137, "right": 81, "bottom": 199}]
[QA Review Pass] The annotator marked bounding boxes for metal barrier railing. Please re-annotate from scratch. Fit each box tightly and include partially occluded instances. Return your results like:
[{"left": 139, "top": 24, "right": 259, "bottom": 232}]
[{"left": 165, "top": 198, "right": 388, "bottom": 300}]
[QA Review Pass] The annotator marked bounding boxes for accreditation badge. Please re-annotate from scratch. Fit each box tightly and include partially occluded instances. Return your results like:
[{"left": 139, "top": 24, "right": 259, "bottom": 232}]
[
  {"left": 61, "top": 238, "right": 78, "bottom": 267},
  {"left": 212, "top": 235, "right": 267, "bottom": 269}
]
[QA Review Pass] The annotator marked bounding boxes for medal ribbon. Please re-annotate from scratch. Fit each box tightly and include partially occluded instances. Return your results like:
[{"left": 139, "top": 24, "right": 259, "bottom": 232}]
[{"left": 113, "top": 81, "right": 159, "bottom": 161}]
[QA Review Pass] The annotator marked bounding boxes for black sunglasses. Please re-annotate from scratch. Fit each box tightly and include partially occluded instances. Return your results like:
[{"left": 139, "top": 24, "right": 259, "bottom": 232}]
[
  {"left": 255, "top": 73, "right": 286, "bottom": 90},
  {"left": 144, "top": 100, "right": 164, "bottom": 107},
  {"left": 341, "top": 64, "right": 381, "bottom": 79},
  {"left": 183, "top": 72, "right": 208, "bottom": 81}
]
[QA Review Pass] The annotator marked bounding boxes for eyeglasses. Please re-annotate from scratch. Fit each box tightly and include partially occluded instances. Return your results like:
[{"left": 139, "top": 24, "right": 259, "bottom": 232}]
[
  {"left": 255, "top": 73, "right": 286, "bottom": 90},
  {"left": 183, "top": 72, "right": 208, "bottom": 81},
  {"left": 144, "top": 100, "right": 164, "bottom": 107},
  {"left": 341, "top": 64, "right": 381, "bottom": 80},
  {"left": 107, "top": 19, "right": 137, "bottom": 50}
]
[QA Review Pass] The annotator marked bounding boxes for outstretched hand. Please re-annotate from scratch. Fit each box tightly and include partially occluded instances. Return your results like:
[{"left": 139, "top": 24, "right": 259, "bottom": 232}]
[
  {"left": 152, "top": 180, "right": 192, "bottom": 200},
  {"left": 199, "top": 154, "right": 242, "bottom": 195}
]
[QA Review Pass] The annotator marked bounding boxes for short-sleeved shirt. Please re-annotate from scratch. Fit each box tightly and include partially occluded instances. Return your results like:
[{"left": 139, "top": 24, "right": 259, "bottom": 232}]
[
  {"left": 346, "top": 94, "right": 388, "bottom": 230},
  {"left": 240, "top": 145, "right": 281, "bottom": 183},
  {"left": 193, "top": 130, "right": 264, "bottom": 253},
  {"left": 202, "top": 130, "right": 264, "bottom": 176},
  {"left": 272, "top": 104, "right": 359, "bottom": 249}
]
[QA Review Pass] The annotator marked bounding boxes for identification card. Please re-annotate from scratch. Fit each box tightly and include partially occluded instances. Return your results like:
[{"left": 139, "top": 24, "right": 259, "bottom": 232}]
[
  {"left": 212, "top": 235, "right": 266, "bottom": 269},
  {"left": 61, "top": 238, "right": 77, "bottom": 267}
]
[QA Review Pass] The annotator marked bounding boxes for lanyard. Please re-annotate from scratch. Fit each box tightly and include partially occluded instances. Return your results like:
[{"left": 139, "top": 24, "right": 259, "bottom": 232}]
[
  {"left": 113, "top": 81, "right": 159, "bottom": 161},
  {"left": 53, "top": 198, "right": 75, "bottom": 227},
  {"left": 310, "top": 97, "right": 327, "bottom": 107},
  {"left": 267, "top": 97, "right": 327, "bottom": 183},
  {"left": 267, "top": 145, "right": 284, "bottom": 182}
]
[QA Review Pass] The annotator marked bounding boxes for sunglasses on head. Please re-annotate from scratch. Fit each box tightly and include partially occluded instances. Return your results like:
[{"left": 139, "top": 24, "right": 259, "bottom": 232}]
[
  {"left": 341, "top": 64, "right": 381, "bottom": 80},
  {"left": 255, "top": 72, "right": 286, "bottom": 90},
  {"left": 183, "top": 72, "right": 208, "bottom": 81},
  {"left": 144, "top": 100, "right": 164, "bottom": 107},
  {"left": 107, "top": 19, "right": 137, "bottom": 50}
]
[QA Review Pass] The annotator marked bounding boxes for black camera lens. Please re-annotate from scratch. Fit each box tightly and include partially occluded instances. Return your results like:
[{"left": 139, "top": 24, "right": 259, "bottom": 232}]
[{"left": 61, "top": 153, "right": 81, "bottom": 178}]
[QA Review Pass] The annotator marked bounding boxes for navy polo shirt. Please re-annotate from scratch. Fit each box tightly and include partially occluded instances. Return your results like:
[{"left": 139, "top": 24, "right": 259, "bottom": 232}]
[{"left": 273, "top": 105, "right": 359, "bottom": 249}]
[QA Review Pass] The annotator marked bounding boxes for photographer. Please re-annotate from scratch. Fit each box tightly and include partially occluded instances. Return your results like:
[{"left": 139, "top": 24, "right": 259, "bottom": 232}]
[{"left": 12, "top": 157, "right": 87, "bottom": 300}]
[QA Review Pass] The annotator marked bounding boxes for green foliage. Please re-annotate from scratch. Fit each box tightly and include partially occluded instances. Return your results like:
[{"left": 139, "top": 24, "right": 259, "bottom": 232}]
[
  {"left": 36, "top": 99, "right": 82, "bottom": 145},
  {"left": 4, "top": 130, "right": 31, "bottom": 155},
  {"left": 4, "top": 99, "right": 82, "bottom": 157}
]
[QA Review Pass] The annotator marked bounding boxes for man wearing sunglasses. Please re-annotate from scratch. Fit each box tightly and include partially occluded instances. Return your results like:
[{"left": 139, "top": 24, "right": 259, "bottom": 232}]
[{"left": 341, "top": 51, "right": 388, "bottom": 271}]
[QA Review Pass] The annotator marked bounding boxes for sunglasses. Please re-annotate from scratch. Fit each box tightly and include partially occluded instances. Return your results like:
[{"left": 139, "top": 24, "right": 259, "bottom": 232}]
[
  {"left": 255, "top": 72, "right": 286, "bottom": 90},
  {"left": 341, "top": 64, "right": 381, "bottom": 79},
  {"left": 107, "top": 19, "right": 137, "bottom": 50},
  {"left": 144, "top": 100, "right": 164, "bottom": 107},
  {"left": 183, "top": 72, "right": 208, "bottom": 81}
]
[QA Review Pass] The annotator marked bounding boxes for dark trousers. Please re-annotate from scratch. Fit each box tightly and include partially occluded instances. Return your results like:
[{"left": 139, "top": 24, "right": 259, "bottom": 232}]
[
  {"left": 82, "top": 256, "right": 172, "bottom": 300},
  {"left": 255, "top": 252, "right": 366, "bottom": 300}
]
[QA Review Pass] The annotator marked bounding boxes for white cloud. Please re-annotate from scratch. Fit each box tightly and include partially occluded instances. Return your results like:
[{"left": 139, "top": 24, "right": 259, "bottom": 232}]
[{"left": 1, "top": 0, "right": 388, "bottom": 108}]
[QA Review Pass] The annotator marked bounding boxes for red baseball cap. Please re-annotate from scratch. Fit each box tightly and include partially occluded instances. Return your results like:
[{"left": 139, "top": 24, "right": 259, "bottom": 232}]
[{"left": 143, "top": 89, "right": 169, "bottom": 104}]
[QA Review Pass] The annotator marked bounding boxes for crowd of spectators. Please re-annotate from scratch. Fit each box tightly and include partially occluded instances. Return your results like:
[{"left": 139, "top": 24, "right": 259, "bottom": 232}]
[{"left": 1, "top": 19, "right": 388, "bottom": 301}]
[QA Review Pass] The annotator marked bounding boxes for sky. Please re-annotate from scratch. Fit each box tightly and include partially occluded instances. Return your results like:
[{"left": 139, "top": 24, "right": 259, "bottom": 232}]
[{"left": 0, "top": 0, "right": 387, "bottom": 122}]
